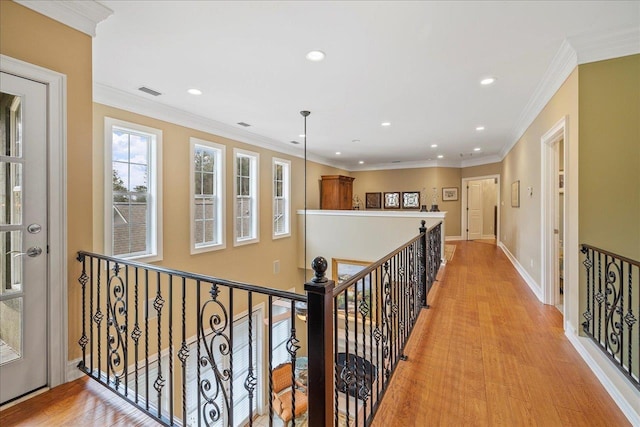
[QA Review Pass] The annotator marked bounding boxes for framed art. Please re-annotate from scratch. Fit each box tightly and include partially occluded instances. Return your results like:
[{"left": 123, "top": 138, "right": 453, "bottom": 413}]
[
  {"left": 383, "top": 192, "right": 400, "bottom": 209},
  {"left": 332, "top": 258, "right": 372, "bottom": 314},
  {"left": 442, "top": 187, "right": 458, "bottom": 201},
  {"left": 511, "top": 180, "right": 520, "bottom": 207},
  {"left": 402, "top": 191, "right": 420, "bottom": 209},
  {"left": 365, "top": 192, "right": 382, "bottom": 209},
  {"left": 559, "top": 171, "right": 564, "bottom": 194}
]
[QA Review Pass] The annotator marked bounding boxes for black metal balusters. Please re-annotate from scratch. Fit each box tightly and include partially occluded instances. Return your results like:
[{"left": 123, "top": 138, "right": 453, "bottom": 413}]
[{"left": 581, "top": 244, "right": 639, "bottom": 391}]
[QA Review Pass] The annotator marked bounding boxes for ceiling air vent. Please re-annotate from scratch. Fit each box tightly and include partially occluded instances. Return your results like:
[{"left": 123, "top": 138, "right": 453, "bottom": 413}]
[
  {"left": 237, "top": 122, "right": 251, "bottom": 127},
  {"left": 290, "top": 140, "right": 300, "bottom": 145},
  {"left": 138, "top": 86, "right": 162, "bottom": 97}
]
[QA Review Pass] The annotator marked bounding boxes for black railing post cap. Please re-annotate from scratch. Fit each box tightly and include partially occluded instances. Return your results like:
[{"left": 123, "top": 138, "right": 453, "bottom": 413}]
[
  {"left": 311, "top": 256, "right": 328, "bottom": 283},
  {"left": 421, "top": 220, "right": 426, "bottom": 227}
]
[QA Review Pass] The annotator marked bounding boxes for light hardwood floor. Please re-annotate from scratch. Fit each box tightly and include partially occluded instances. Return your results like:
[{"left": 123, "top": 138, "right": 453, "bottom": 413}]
[
  {"left": 0, "top": 241, "right": 630, "bottom": 426},
  {"left": 371, "top": 240, "right": 630, "bottom": 426}
]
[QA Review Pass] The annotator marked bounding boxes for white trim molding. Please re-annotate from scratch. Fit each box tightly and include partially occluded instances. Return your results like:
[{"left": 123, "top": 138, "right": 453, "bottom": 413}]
[
  {"left": 498, "top": 241, "right": 543, "bottom": 302},
  {"left": 445, "top": 236, "right": 463, "bottom": 242},
  {"left": 569, "top": 26, "right": 640, "bottom": 65},
  {"left": 565, "top": 324, "right": 640, "bottom": 426},
  {"left": 66, "top": 358, "right": 84, "bottom": 382},
  {"left": 0, "top": 54, "right": 68, "bottom": 387},
  {"left": 15, "top": 0, "right": 113, "bottom": 37}
]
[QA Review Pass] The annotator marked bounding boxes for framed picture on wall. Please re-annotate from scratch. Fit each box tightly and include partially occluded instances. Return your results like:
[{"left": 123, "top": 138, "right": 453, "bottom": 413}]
[
  {"left": 511, "top": 180, "right": 520, "bottom": 207},
  {"left": 383, "top": 192, "right": 400, "bottom": 209},
  {"left": 402, "top": 191, "right": 420, "bottom": 209},
  {"left": 442, "top": 187, "right": 459, "bottom": 201},
  {"left": 365, "top": 192, "right": 382, "bottom": 209},
  {"left": 332, "top": 258, "right": 372, "bottom": 315}
]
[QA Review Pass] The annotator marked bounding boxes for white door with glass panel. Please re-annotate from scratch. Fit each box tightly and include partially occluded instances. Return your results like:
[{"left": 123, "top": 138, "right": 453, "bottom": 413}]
[{"left": 0, "top": 72, "right": 48, "bottom": 404}]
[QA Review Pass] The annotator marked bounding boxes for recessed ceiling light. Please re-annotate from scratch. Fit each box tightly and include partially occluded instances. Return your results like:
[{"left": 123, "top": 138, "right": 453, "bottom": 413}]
[
  {"left": 299, "top": 134, "right": 305, "bottom": 138},
  {"left": 476, "top": 126, "right": 485, "bottom": 131},
  {"left": 335, "top": 152, "right": 341, "bottom": 155},
  {"left": 437, "top": 155, "right": 444, "bottom": 159},
  {"left": 306, "top": 50, "right": 325, "bottom": 62},
  {"left": 381, "top": 122, "right": 391, "bottom": 127},
  {"left": 358, "top": 160, "right": 365, "bottom": 164},
  {"left": 431, "top": 144, "right": 438, "bottom": 148},
  {"left": 480, "top": 77, "right": 495, "bottom": 85},
  {"left": 187, "top": 88, "right": 202, "bottom": 95},
  {"left": 474, "top": 147, "right": 481, "bottom": 152},
  {"left": 352, "top": 139, "right": 360, "bottom": 143}
]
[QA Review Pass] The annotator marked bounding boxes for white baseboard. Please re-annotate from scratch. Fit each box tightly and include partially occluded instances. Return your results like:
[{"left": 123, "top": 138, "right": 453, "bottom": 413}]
[
  {"left": 498, "top": 241, "right": 543, "bottom": 302},
  {"left": 445, "top": 236, "right": 463, "bottom": 241},
  {"left": 481, "top": 234, "right": 496, "bottom": 240},
  {"left": 66, "top": 358, "right": 84, "bottom": 382},
  {"left": 565, "top": 324, "right": 640, "bottom": 425}
]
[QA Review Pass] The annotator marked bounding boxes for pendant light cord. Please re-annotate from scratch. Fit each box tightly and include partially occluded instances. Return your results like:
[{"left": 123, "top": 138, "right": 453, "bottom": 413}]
[{"left": 301, "top": 110, "right": 310, "bottom": 282}]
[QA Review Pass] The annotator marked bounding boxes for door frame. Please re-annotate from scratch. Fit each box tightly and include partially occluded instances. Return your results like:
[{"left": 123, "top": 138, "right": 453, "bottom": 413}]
[
  {"left": 541, "top": 117, "right": 566, "bottom": 309},
  {"left": 461, "top": 174, "right": 501, "bottom": 241},
  {"left": 1, "top": 55, "right": 68, "bottom": 389}
]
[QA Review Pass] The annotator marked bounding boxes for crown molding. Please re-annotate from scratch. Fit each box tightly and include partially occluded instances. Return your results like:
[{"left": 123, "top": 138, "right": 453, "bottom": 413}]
[
  {"left": 15, "top": 0, "right": 113, "bottom": 37},
  {"left": 93, "top": 83, "right": 342, "bottom": 169},
  {"left": 460, "top": 154, "right": 502, "bottom": 168},
  {"left": 347, "top": 155, "right": 500, "bottom": 172},
  {"left": 569, "top": 26, "right": 640, "bottom": 65},
  {"left": 501, "top": 40, "right": 578, "bottom": 159}
]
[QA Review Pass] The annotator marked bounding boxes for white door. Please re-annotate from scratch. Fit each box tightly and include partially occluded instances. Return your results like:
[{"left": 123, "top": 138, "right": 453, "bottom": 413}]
[
  {"left": 0, "top": 72, "right": 48, "bottom": 404},
  {"left": 467, "top": 181, "right": 482, "bottom": 240}
]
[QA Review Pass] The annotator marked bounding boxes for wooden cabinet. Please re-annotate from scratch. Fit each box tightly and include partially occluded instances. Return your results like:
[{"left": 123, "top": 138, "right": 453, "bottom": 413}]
[{"left": 320, "top": 175, "right": 355, "bottom": 210}]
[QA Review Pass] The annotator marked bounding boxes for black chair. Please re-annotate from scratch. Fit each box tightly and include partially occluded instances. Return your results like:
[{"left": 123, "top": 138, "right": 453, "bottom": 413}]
[{"left": 336, "top": 352, "right": 377, "bottom": 400}]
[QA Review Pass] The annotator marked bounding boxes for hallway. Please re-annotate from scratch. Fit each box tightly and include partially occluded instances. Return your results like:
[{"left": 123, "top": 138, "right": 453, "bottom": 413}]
[{"left": 371, "top": 240, "right": 629, "bottom": 426}]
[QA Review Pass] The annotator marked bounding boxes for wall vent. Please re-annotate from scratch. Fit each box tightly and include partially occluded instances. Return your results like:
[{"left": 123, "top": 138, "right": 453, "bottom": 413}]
[
  {"left": 138, "top": 86, "right": 162, "bottom": 97},
  {"left": 290, "top": 140, "right": 300, "bottom": 145},
  {"left": 237, "top": 122, "right": 251, "bottom": 127}
]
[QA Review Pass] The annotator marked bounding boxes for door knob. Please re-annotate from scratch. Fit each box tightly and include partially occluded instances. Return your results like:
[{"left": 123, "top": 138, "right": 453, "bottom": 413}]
[{"left": 7, "top": 247, "right": 42, "bottom": 258}]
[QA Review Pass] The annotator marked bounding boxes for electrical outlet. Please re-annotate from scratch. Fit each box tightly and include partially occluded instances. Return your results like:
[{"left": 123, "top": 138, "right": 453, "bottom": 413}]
[{"left": 273, "top": 260, "right": 280, "bottom": 274}]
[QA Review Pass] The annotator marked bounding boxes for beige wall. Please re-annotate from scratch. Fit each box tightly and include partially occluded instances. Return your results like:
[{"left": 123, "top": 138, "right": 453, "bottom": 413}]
[
  {"left": 1, "top": 1, "right": 94, "bottom": 360},
  {"left": 351, "top": 167, "right": 462, "bottom": 236},
  {"left": 461, "top": 162, "right": 502, "bottom": 178},
  {"left": 501, "top": 69, "right": 579, "bottom": 290},
  {"left": 578, "top": 54, "right": 640, "bottom": 260}
]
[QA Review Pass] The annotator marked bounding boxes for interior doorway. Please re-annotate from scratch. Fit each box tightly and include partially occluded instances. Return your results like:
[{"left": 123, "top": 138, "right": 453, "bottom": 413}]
[
  {"left": 541, "top": 117, "right": 567, "bottom": 313},
  {"left": 461, "top": 175, "right": 500, "bottom": 243}
]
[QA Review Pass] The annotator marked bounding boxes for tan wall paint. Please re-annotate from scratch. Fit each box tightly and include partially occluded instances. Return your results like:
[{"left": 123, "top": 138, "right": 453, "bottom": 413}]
[
  {"left": 461, "top": 162, "right": 502, "bottom": 178},
  {"left": 501, "top": 69, "right": 579, "bottom": 289},
  {"left": 0, "top": 1, "right": 94, "bottom": 361},
  {"left": 578, "top": 55, "right": 640, "bottom": 260},
  {"left": 351, "top": 167, "right": 462, "bottom": 236}
]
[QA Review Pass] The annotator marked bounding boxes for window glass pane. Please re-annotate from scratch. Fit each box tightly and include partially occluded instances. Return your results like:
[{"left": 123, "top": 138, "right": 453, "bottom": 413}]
[
  {"left": 203, "top": 173, "right": 214, "bottom": 195},
  {"left": 204, "top": 219, "right": 214, "bottom": 243},
  {"left": 0, "top": 93, "right": 22, "bottom": 158},
  {"left": 113, "top": 224, "right": 130, "bottom": 256},
  {"left": 112, "top": 163, "right": 129, "bottom": 192},
  {"left": 202, "top": 150, "right": 214, "bottom": 173},
  {"left": 0, "top": 162, "right": 22, "bottom": 226},
  {"left": 195, "top": 172, "right": 203, "bottom": 195},
  {"left": 0, "top": 297, "right": 23, "bottom": 365},
  {"left": 130, "top": 164, "right": 148, "bottom": 192},
  {"left": 111, "top": 130, "right": 129, "bottom": 162},
  {"left": 129, "top": 222, "right": 148, "bottom": 254},
  {"left": 129, "top": 134, "right": 149, "bottom": 165},
  {"left": 0, "top": 230, "right": 22, "bottom": 295}
]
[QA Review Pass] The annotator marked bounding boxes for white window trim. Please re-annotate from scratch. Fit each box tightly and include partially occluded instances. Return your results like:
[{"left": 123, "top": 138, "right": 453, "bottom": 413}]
[
  {"left": 233, "top": 148, "right": 260, "bottom": 246},
  {"left": 272, "top": 157, "right": 291, "bottom": 239},
  {"left": 190, "top": 137, "right": 226, "bottom": 254},
  {"left": 104, "top": 117, "right": 163, "bottom": 262}
]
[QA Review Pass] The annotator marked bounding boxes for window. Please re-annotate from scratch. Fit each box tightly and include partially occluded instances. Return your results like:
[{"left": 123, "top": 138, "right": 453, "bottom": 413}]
[
  {"left": 233, "top": 149, "right": 259, "bottom": 245},
  {"left": 272, "top": 158, "right": 291, "bottom": 239},
  {"left": 105, "top": 118, "right": 162, "bottom": 261},
  {"left": 190, "top": 138, "right": 225, "bottom": 253}
]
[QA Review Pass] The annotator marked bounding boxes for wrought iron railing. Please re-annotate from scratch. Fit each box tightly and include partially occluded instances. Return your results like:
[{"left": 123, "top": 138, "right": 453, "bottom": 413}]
[
  {"left": 77, "top": 220, "right": 443, "bottom": 426},
  {"left": 304, "top": 220, "right": 442, "bottom": 426},
  {"left": 581, "top": 244, "right": 640, "bottom": 391},
  {"left": 76, "top": 252, "right": 306, "bottom": 426}
]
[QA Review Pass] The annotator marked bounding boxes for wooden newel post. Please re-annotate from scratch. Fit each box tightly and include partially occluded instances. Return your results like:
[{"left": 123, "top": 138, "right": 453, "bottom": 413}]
[
  {"left": 419, "top": 220, "right": 429, "bottom": 308},
  {"left": 305, "top": 256, "right": 335, "bottom": 427}
]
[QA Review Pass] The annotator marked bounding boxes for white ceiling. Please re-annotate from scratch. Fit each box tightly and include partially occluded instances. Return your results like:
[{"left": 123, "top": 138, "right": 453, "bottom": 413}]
[{"left": 92, "top": 1, "right": 639, "bottom": 170}]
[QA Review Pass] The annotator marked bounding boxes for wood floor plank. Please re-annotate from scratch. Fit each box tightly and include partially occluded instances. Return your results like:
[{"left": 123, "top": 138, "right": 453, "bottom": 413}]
[{"left": 371, "top": 241, "right": 630, "bottom": 427}]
